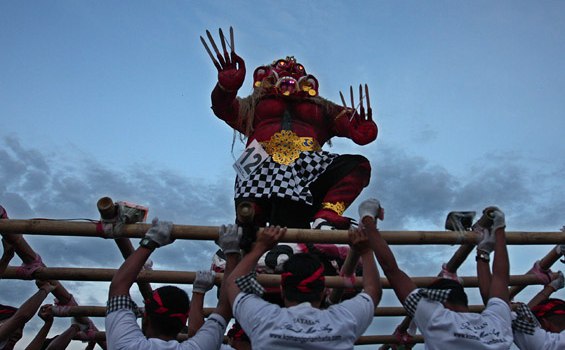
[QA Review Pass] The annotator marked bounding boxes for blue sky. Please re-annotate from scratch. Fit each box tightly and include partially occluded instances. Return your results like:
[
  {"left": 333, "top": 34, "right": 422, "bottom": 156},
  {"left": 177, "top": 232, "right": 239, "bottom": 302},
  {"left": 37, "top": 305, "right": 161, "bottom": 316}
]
[{"left": 1, "top": 1, "right": 564, "bottom": 348}]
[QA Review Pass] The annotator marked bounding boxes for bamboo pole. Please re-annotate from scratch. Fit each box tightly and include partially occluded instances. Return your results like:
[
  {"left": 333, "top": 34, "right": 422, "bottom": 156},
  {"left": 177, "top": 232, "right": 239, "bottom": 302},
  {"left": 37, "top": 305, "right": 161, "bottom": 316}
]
[
  {"left": 2, "top": 266, "right": 554, "bottom": 288},
  {"left": 1, "top": 219, "right": 563, "bottom": 245}
]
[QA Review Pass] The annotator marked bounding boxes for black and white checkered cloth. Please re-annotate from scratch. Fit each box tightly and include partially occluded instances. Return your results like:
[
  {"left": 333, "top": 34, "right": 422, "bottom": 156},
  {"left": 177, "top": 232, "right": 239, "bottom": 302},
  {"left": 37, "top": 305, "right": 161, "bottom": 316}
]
[
  {"left": 235, "top": 151, "right": 337, "bottom": 205},
  {"left": 404, "top": 288, "right": 452, "bottom": 318},
  {"left": 512, "top": 302, "right": 539, "bottom": 335},
  {"left": 106, "top": 295, "right": 141, "bottom": 316},
  {"left": 235, "top": 271, "right": 265, "bottom": 297}
]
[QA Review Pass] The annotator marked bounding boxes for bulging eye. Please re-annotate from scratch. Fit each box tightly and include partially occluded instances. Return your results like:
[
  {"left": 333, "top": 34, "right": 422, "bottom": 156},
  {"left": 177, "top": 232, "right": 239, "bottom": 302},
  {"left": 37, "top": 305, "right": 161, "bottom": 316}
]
[
  {"left": 296, "top": 64, "right": 304, "bottom": 72},
  {"left": 276, "top": 60, "right": 287, "bottom": 67}
]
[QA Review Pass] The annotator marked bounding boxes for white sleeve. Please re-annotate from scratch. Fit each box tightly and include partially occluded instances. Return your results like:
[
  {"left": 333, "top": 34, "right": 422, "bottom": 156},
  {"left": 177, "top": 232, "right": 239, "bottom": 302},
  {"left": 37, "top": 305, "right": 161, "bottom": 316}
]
[
  {"left": 411, "top": 292, "right": 444, "bottom": 331},
  {"left": 182, "top": 313, "right": 227, "bottom": 350},
  {"left": 483, "top": 297, "right": 512, "bottom": 326},
  {"left": 105, "top": 309, "right": 147, "bottom": 350},
  {"left": 332, "top": 292, "right": 375, "bottom": 337},
  {"left": 233, "top": 292, "right": 279, "bottom": 338},
  {"left": 514, "top": 328, "right": 565, "bottom": 350}
]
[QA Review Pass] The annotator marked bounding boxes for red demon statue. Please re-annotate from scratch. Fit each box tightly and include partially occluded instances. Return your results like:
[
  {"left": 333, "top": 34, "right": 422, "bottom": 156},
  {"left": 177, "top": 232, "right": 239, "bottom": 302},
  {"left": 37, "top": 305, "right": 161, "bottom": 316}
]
[{"left": 201, "top": 28, "right": 377, "bottom": 230}]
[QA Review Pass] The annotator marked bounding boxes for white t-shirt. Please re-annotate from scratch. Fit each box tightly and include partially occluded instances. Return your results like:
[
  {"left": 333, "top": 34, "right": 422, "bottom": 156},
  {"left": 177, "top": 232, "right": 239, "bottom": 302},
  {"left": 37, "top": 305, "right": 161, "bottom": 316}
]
[
  {"left": 105, "top": 308, "right": 226, "bottom": 350},
  {"left": 411, "top": 293, "right": 513, "bottom": 350},
  {"left": 233, "top": 292, "right": 374, "bottom": 350},
  {"left": 513, "top": 327, "right": 565, "bottom": 350}
]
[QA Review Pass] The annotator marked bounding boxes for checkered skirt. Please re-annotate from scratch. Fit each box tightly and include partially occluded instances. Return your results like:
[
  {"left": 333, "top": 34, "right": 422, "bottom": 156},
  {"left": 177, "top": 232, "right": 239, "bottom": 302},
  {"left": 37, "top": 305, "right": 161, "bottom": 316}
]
[{"left": 235, "top": 151, "right": 337, "bottom": 205}]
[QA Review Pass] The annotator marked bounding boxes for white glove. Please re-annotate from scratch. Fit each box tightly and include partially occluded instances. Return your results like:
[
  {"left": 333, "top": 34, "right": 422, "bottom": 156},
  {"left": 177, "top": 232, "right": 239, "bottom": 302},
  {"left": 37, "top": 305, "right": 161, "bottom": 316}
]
[
  {"left": 144, "top": 218, "right": 174, "bottom": 247},
  {"left": 476, "top": 225, "right": 495, "bottom": 255},
  {"left": 358, "top": 198, "right": 381, "bottom": 221},
  {"left": 217, "top": 224, "right": 241, "bottom": 254},
  {"left": 549, "top": 271, "right": 564, "bottom": 291},
  {"left": 193, "top": 270, "right": 216, "bottom": 294},
  {"left": 491, "top": 208, "right": 506, "bottom": 232}
]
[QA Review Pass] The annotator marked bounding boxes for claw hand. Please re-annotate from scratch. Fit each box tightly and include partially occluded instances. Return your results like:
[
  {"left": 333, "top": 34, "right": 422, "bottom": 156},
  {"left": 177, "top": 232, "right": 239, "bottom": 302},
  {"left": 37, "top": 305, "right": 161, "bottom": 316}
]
[
  {"left": 339, "top": 84, "right": 377, "bottom": 145},
  {"left": 200, "top": 27, "right": 246, "bottom": 92}
]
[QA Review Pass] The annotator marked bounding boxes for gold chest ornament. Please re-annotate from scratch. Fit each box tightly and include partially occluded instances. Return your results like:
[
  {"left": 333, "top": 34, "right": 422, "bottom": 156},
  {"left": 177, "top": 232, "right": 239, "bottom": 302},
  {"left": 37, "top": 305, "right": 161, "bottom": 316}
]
[{"left": 260, "top": 130, "right": 321, "bottom": 165}]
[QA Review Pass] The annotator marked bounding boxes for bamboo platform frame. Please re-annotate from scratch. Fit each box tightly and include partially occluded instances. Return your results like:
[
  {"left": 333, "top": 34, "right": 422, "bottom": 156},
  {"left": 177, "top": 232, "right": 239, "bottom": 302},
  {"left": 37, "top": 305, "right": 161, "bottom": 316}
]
[
  {"left": 0, "top": 218, "right": 563, "bottom": 347},
  {"left": 1, "top": 219, "right": 563, "bottom": 244}
]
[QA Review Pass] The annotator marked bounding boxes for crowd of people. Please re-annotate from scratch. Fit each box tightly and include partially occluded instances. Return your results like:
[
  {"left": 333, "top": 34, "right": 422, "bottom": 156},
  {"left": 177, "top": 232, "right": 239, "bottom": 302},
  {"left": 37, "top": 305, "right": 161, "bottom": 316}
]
[{"left": 1, "top": 200, "right": 564, "bottom": 349}]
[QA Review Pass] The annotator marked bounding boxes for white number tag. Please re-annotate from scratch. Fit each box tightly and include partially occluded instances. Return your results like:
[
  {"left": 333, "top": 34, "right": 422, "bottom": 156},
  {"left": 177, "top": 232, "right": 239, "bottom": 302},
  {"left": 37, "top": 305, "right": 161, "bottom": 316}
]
[{"left": 233, "top": 139, "right": 269, "bottom": 180}]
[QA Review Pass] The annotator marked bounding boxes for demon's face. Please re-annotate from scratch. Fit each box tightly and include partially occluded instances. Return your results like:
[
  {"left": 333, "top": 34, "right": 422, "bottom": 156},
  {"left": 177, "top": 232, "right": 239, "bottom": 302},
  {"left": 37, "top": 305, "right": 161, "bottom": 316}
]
[
  {"left": 272, "top": 57, "right": 306, "bottom": 80},
  {"left": 253, "top": 56, "right": 319, "bottom": 97}
]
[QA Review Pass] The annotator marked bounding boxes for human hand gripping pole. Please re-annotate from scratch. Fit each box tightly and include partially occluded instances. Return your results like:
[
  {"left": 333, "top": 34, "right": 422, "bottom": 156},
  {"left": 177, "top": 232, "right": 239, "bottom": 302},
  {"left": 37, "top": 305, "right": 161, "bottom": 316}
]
[
  {"left": 140, "top": 218, "right": 174, "bottom": 249},
  {"left": 549, "top": 271, "right": 564, "bottom": 291},
  {"left": 217, "top": 224, "right": 242, "bottom": 255},
  {"left": 476, "top": 206, "right": 504, "bottom": 255},
  {"left": 193, "top": 270, "right": 217, "bottom": 294},
  {"left": 358, "top": 198, "right": 383, "bottom": 222}
]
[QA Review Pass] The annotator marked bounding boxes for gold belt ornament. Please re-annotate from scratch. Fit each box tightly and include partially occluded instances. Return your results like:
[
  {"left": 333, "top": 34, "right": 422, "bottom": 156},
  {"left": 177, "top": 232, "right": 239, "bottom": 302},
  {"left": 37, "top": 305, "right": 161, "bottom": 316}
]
[{"left": 260, "top": 130, "right": 321, "bottom": 165}]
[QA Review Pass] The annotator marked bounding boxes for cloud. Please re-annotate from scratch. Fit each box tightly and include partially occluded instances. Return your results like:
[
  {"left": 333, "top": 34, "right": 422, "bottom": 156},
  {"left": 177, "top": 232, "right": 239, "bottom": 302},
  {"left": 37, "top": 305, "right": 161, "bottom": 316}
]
[
  {"left": 1, "top": 136, "right": 563, "bottom": 349},
  {"left": 359, "top": 145, "right": 562, "bottom": 232}
]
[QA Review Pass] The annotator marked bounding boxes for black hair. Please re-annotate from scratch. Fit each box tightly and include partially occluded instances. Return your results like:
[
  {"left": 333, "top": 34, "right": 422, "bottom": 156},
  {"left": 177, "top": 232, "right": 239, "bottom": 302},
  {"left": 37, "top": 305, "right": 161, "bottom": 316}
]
[
  {"left": 428, "top": 278, "right": 468, "bottom": 307},
  {"left": 145, "top": 286, "right": 190, "bottom": 338},
  {"left": 282, "top": 253, "right": 325, "bottom": 303}
]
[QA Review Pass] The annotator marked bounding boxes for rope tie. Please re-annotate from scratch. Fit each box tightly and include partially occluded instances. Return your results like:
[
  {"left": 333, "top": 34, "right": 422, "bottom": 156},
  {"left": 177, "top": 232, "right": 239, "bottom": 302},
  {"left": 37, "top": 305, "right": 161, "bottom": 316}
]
[
  {"left": 55, "top": 294, "right": 78, "bottom": 307},
  {"left": 16, "top": 253, "right": 46, "bottom": 279},
  {"left": 439, "top": 263, "right": 463, "bottom": 284},
  {"left": 528, "top": 260, "right": 552, "bottom": 284},
  {"left": 50, "top": 304, "right": 72, "bottom": 317}
]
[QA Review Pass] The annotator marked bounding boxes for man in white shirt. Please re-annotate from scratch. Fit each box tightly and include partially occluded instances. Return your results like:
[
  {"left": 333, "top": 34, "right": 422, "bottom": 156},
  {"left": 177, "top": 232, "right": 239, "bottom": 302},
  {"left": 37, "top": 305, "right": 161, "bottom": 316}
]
[
  {"left": 225, "top": 199, "right": 382, "bottom": 350},
  {"left": 105, "top": 218, "right": 233, "bottom": 350},
  {"left": 512, "top": 298, "right": 565, "bottom": 349},
  {"left": 368, "top": 201, "right": 513, "bottom": 349}
]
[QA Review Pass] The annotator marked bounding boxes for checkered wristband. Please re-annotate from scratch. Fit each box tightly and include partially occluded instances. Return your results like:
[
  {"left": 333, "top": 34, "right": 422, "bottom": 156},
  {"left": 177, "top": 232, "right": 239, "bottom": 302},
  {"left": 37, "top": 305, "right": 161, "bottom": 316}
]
[
  {"left": 106, "top": 295, "right": 140, "bottom": 315},
  {"left": 404, "top": 288, "right": 452, "bottom": 317},
  {"left": 235, "top": 271, "right": 265, "bottom": 297},
  {"left": 512, "top": 303, "right": 539, "bottom": 335}
]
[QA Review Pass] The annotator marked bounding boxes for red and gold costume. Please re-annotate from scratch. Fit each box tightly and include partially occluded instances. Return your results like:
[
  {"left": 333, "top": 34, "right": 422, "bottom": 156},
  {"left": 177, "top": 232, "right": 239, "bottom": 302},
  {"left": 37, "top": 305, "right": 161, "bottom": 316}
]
[{"left": 203, "top": 29, "right": 377, "bottom": 229}]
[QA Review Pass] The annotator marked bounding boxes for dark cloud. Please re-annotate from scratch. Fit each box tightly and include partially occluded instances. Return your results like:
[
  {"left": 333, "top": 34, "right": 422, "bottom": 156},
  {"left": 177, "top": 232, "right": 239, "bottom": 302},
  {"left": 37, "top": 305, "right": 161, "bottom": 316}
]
[
  {"left": 365, "top": 146, "right": 459, "bottom": 229},
  {"left": 1, "top": 136, "right": 563, "bottom": 349},
  {"left": 362, "top": 146, "right": 562, "bottom": 231}
]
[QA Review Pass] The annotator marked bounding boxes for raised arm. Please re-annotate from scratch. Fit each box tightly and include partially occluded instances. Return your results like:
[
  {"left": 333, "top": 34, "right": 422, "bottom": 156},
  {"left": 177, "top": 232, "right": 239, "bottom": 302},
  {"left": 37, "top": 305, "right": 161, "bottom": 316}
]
[
  {"left": 24, "top": 305, "right": 54, "bottom": 350},
  {"left": 226, "top": 226, "right": 286, "bottom": 306},
  {"left": 327, "top": 246, "right": 360, "bottom": 304},
  {"left": 108, "top": 218, "right": 174, "bottom": 298},
  {"left": 187, "top": 270, "right": 217, "bottom": 337},
  {"left": 201, "top": 27, "right": 246, "bottom": 128},
  {"left": 0, "top": 238, "right": 15, "bottom": 278},
  {"left": 488, "top": 209, "right": 510, "bottom": 303},
  {"left": 0, "top": 281, "right": 56, "bottom": 339},
  {"left": 352, "top": 219, "right": 382, "bottom": 306},
  {"left": 528, "top": 271, "right": 564, "bottom": 308},
  {"left": 45, "top": 318, "right": 89, "bottom": 350},
  {"left": 213, "top": 224, "right": 243, "bottom": 322},
  {"left": 474, "top": 209, "right": 496, "bottom": 305},
  {"left": 361, "top": 199, "right": 417, "bottom": 303}
]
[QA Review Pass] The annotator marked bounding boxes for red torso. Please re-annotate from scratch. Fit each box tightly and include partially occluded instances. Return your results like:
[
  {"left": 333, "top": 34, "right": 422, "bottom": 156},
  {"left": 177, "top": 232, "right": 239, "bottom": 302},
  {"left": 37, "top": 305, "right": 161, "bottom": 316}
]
[{"left": 250, "top": 96, "right": 334, "bottom": 146}]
